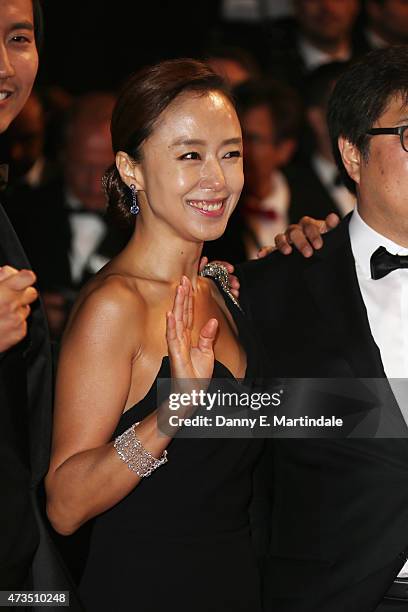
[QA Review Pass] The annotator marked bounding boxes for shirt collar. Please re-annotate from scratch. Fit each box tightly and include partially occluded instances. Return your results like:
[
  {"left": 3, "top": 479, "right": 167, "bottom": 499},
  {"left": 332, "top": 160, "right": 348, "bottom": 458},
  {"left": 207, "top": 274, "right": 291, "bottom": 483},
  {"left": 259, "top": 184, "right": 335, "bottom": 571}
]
[
  {"left": 298, "top": 36, "right": 351, "bottom": 71},
  {"left": 25, "top": 157, "right": 45, "bottom": 188},
  {"left": 364, "top": 28, "right": 388, "bottom": 49},
  {"left": 349, "top": 207, "right": 408, "bottom": 278},
  {"left": 65, "top": 189, "right": 85, "bottom": 210}
]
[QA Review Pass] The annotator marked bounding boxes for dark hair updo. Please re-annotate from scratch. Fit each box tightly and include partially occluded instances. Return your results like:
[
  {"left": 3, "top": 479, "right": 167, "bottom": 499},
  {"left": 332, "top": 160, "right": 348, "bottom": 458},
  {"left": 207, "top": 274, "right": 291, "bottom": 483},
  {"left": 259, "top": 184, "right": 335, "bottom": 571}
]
[{"left": 103, "top": 58, "right": 233, "bottom": 227}]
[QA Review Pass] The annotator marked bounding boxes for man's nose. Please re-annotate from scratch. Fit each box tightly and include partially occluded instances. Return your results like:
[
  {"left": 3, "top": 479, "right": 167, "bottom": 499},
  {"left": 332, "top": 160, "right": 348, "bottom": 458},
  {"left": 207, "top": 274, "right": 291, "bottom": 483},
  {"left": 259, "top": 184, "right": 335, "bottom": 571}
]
[
  {"left": 0, "top": 44, "right": 15, "bottom": 79},
  {"left": 199, "top": 158, "right": 226, "bottom": 191}
]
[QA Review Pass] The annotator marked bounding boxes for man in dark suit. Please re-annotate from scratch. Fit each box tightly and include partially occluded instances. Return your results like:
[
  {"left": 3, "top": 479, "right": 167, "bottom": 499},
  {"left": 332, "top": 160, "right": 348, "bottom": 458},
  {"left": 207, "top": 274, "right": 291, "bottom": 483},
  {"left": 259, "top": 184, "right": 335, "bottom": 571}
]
[
  {"left": 202, "top": 78, "right": 301, "bottom": 265},
  {"left": 0, "top": 1, "right": 82, "bottom": 607},
  {"left": 4, "top": 92, "right": 131, "bottom": 339},
  {"left": 262, "top": 0, "right": 365, "bottom": 92},
  {"left": 286, "top": 62, "right": 356, "bottom": 223},
  {"left": 238, "top": 46, "right": 408, "bottom": 611}
]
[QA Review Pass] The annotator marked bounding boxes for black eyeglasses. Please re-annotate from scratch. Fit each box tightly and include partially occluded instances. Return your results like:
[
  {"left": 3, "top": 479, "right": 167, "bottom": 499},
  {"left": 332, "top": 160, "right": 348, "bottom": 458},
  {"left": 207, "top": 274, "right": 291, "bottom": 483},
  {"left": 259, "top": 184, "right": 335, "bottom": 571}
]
[{"left": 366, "top": 126, "right": 408, "bottom": 153}]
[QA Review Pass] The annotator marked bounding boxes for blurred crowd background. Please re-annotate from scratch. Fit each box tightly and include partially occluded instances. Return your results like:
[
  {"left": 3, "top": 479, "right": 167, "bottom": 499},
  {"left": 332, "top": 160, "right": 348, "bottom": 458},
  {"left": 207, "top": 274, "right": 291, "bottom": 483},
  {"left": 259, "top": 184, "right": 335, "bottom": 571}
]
[{"left": 2, "top": 0, "right": 407, "bottom": 341}]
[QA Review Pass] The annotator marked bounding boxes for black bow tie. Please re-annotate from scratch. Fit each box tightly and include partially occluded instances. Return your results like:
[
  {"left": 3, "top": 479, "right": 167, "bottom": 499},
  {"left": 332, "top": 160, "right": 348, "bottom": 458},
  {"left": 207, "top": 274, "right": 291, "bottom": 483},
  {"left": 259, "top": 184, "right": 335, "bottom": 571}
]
[
  {"left": 370, "top": 246, "right": 408, "bottom": 280},
  {"left": 0, "top": 164, "right": 8, "bottom": 192}
]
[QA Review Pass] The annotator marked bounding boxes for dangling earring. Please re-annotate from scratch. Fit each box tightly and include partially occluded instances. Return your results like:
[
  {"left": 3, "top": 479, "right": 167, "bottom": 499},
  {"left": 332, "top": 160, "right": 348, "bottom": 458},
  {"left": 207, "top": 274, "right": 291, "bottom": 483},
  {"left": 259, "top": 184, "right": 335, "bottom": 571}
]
[{"left": 129, "top": 184, "right": 140, "bottom": 215}]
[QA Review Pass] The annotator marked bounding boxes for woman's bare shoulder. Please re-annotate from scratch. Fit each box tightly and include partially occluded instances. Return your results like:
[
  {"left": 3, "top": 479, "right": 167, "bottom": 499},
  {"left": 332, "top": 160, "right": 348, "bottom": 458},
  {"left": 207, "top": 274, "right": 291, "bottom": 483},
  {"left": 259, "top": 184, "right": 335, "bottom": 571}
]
[{"left": 63, "top": 273, "right": 147, "bottom": 352}]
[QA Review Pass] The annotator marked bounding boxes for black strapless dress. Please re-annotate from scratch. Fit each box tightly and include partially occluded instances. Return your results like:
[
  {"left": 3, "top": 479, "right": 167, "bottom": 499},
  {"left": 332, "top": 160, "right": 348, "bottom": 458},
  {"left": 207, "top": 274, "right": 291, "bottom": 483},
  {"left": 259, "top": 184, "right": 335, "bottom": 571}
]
[{"left": 79, "top": 280, "right": 264, "bottom": 612}]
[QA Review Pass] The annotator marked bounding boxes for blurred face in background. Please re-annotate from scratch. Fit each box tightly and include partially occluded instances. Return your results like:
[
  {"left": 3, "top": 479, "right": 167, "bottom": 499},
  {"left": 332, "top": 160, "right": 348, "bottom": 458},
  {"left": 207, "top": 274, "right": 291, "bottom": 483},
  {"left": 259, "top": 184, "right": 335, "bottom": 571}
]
[
  {"left": 294, "top": 0, "right": 360, "bottom": 47},
  {"left": 367, "top": 0, "right": 408, "bottom": 44},
  {"left": 0, "top": 0, "right": 38, "bottom": 133},
  {"left": 241, "top": 104, "right": 295, "bottom": 198},
  {"left": 64, "top": 119, "right": 114, "bottom": 211}
]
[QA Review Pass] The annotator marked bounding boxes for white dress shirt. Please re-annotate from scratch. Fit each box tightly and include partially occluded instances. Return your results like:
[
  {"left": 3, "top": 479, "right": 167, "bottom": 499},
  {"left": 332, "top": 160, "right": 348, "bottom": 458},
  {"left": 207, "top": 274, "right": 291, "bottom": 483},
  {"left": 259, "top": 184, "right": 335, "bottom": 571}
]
[
  {"left": 66, "top": 192, "right": 108, "bottom": 283},
  {"left": 25, "top": 156, "right": 46, "bottom": 188},
  {"left": 298, "top": 37, "right": 352, "bottom": 72},
  {"left": 349, "top": 209, "right": 408, "bottom": 379},
  {"left": 244, "top": 170, "right": 290, "bottom": 259},
  {"left": 349, "top": 209, "right": 408, "bottom": 577}
]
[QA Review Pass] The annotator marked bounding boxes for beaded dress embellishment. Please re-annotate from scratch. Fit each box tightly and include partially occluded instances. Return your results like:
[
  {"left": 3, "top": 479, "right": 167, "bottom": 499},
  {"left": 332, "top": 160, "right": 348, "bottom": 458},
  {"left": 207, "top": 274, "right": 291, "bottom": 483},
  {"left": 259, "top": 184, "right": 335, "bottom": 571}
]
[{"left": 200, "top": 262, "right": 243, "bottom": 313}]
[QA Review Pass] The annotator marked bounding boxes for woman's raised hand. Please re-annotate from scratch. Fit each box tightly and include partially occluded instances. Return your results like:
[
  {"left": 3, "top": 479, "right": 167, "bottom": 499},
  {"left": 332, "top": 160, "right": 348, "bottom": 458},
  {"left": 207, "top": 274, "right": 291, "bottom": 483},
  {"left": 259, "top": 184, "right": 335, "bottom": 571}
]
[{"left": 166, "top": 276, "right": 218, "bottom": 382}]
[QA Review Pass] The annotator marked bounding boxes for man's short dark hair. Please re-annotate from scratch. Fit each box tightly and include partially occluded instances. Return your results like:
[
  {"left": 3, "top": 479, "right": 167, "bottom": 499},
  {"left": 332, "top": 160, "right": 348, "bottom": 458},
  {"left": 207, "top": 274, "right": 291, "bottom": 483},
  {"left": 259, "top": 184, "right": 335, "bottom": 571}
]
[
  {"left": 32, "top": 0, "right": 44, "bottom": 51},
  {"left": 327, "top": 45, "right": 408, "bottom": 193},
  {"left": 234, "top": 78, "right": 302, "bottom": 143}
]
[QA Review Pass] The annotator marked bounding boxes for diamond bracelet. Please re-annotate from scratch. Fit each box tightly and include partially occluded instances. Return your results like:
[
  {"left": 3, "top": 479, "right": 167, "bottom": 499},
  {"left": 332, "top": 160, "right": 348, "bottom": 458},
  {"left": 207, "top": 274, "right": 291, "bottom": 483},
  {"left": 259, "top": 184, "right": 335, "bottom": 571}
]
[{"left": 114, "top": 424, "right": 168, "bottom": 478}]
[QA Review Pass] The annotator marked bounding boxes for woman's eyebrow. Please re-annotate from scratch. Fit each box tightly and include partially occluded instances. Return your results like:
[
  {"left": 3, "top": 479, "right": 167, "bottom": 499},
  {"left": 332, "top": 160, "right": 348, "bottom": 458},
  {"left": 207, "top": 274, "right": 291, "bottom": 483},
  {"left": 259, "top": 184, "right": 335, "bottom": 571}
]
[{"left": 170, "top": 137, "right": 242, "bottom": 148}]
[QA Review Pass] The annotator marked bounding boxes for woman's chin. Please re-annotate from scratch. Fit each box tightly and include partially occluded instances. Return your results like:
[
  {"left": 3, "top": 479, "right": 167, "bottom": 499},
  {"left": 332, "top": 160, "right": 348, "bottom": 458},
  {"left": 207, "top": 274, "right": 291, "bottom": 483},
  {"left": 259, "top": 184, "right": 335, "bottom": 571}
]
[{"left": 196, "top": 224, "right": 228, "bottom": 243}]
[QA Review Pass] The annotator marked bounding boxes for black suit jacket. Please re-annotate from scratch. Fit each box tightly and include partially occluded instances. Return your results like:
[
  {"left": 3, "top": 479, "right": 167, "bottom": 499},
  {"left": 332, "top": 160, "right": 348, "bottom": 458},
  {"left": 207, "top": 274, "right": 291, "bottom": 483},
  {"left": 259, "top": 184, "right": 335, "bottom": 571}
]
[
  {"left": 285, "top": 161, "right": 346, "bottom": 221},
  {"left": 3, "top": 179, "right": 131, "bottom": 293},
  {"left": 261, "top": 17, "right": 372, "bottom": 93},
  {"left": 237, "top": 216, "right": 408, "bottom": 611},
  {"left": 0, "top": 203, "right": 83, "bottom": 609}
]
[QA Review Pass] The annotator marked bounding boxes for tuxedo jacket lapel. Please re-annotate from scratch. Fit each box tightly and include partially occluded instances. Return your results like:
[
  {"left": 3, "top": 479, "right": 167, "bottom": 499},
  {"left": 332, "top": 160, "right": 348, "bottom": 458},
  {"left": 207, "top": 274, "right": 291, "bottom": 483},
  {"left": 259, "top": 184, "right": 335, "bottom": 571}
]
[
  {"left": 303, "top": 220, "right": 385, "bottom": 378},
  {"left": 304, "top": 217, "right": 408, "bottom": 437}
]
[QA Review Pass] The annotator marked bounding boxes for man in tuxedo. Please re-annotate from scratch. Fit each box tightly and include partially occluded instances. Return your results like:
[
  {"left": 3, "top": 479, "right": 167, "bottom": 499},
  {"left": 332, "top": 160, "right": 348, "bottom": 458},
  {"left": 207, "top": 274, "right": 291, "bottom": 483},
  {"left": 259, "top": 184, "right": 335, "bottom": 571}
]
[
  {"left": 203, "top": 78, "right": 301, "bottom": 264},
  {"left": 286, "top": 61, "right": 356, "bottom": 222},
  {"left": 262, "top": 0, "right": 364, "bottom": 92},
  {"left": 238, "top": 46, "right": 408, "bottom": 611},
  {"left": 4, "top": 92, "right": 131, "bottom": 339},
  {"left": 0, "top": 0, "right": 82, "bottom": 606}
]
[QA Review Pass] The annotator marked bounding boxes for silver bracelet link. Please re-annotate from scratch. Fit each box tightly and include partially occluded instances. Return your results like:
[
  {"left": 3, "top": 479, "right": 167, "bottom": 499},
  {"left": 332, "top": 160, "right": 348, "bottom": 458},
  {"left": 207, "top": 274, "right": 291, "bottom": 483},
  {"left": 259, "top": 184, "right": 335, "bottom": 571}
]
[{"left": 114, "top": 424, "right": 168, "bottom": 477}]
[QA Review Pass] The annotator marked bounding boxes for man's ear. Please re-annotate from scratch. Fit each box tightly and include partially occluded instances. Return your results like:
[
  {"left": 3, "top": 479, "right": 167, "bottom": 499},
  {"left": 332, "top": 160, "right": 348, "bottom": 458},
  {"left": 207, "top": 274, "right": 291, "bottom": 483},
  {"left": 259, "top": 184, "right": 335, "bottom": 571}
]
[
  {"left": 116, "top": 151, "right": 145, "bottom": 191},
  {"left": 338, "top": 136, "right": 361, "bottom": 187}
]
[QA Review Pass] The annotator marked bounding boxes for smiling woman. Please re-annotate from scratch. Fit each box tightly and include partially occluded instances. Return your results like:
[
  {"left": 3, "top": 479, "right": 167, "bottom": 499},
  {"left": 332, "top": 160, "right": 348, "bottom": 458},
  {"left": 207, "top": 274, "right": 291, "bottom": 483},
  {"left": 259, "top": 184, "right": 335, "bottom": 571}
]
[
  {"left": 103, "top": 61, "right": 243, "bottom": 243},
  {"left": 45, "top": 59, "right": 265, "bottom": 612},
  {"left": 113, "top": 86, "right": 243, "bottom": 242}
]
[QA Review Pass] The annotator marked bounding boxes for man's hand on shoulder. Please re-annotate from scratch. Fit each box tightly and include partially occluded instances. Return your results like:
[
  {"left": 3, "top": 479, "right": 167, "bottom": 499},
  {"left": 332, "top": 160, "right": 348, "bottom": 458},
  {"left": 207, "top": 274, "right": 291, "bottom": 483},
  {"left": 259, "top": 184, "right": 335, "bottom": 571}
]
[
  {"left": 198, "top": 213, "right": 340, "bottom": 303},
  {"left": 258, "top": 213, "right": 341, "bottom": 259},
  {"left": 0, "top": 265, "right": 38, "bottom": 352}
]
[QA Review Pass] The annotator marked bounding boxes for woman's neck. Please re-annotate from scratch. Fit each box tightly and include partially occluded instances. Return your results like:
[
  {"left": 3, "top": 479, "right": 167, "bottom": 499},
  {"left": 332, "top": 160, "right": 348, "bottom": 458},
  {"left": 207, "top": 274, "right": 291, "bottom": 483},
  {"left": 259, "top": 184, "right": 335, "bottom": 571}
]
[{"left": 120, "top": 216, "right": 204, "bottom": 289}]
